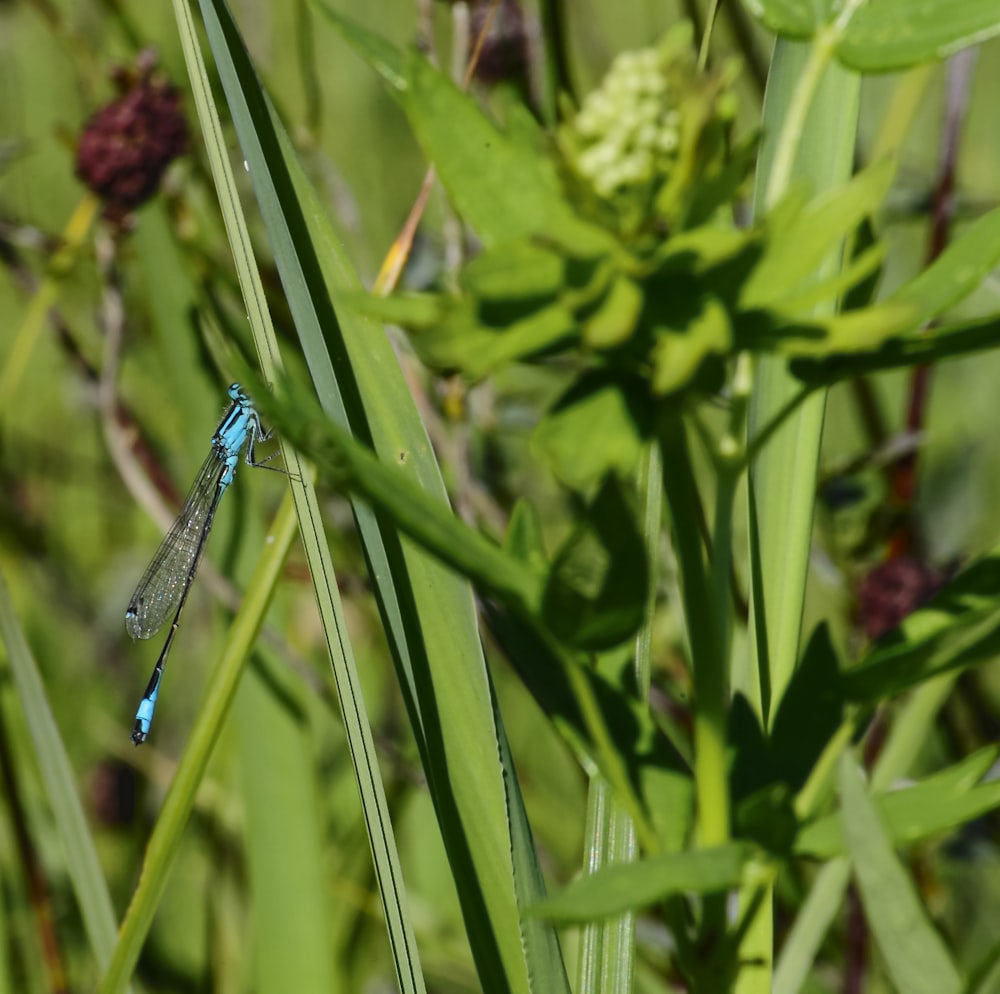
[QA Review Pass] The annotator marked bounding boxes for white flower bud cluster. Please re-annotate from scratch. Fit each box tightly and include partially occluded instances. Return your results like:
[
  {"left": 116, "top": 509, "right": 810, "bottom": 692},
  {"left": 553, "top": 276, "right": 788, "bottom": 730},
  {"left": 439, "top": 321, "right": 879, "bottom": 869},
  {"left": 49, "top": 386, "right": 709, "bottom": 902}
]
[{"left": 572, "top": 47, "right": 682, "bottom": 198}]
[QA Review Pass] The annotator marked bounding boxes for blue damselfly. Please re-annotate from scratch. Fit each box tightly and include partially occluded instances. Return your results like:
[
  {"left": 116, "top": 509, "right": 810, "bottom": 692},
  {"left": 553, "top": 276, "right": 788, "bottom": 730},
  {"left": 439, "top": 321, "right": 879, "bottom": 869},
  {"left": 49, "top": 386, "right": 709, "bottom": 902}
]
[{"left": 126, "top": 383, "right": 273, "bottom": 745}]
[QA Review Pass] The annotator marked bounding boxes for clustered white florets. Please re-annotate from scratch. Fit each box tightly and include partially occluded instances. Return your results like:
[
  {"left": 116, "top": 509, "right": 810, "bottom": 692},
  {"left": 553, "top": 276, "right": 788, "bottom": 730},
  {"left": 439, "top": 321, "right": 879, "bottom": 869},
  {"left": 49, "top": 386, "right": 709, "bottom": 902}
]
[{"left": 572, "top": 48, "right": 682, "bottom": 198}]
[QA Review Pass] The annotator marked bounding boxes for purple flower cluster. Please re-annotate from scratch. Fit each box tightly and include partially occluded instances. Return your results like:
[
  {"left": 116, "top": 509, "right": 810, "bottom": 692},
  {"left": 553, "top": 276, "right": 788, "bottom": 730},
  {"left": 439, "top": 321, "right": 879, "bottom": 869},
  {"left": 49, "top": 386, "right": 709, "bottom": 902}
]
[{"left": 75, "top": 52, "right": 187, "bottom": 219}]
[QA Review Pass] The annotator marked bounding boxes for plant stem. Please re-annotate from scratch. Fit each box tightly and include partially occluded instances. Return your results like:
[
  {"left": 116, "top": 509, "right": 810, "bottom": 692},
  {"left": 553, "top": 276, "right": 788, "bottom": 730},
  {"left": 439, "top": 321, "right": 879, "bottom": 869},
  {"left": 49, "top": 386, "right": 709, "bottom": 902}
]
[{"left": 659, "top": 415, "right": 729, "bottom": 848}]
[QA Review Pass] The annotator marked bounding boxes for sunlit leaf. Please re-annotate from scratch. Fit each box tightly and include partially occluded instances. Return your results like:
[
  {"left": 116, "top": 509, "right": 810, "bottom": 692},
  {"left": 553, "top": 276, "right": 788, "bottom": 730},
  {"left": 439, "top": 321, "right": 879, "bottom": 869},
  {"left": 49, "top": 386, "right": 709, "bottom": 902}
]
[
  {"left": 839, "top": 756, "right": 963, "bottom": 994},
  {"left": 530, "top": 844, "right": 753, "bottom": 922},
  {"left": 798, "top": 747, "right": 1000, "bottom": 857}
]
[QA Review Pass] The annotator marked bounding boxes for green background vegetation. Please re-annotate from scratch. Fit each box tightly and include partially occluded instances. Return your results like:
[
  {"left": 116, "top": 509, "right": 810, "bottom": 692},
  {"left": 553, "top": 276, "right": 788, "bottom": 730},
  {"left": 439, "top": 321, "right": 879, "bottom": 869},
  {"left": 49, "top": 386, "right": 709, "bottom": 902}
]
[{"left": 4, "top": 1, "right": 1000, "bottom": 993}]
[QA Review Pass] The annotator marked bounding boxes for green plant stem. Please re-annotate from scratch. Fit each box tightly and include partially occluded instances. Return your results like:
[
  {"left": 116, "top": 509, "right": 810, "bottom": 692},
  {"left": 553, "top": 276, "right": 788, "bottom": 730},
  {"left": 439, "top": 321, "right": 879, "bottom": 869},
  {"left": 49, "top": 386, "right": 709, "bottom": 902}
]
[
  {"left": 271, "top": 388, "right": 545, "bottom": 614},
  {"left": 0, "top": 567, "right": 127, "bottom": 987},
  {"left": 0, "top": 193, "right": 100, "bottom": 418},
  {"left": 741, "top": 383, "right": 814, "bottom": 469},
  {"left": 658, "top": 416, "right": 728, "bottom": 849},
  {"left": 96, "top": 493, "right": 298, "bottom": 994},
  {"left": 764, "top": 0, "right": 866, "bottom": 208}
]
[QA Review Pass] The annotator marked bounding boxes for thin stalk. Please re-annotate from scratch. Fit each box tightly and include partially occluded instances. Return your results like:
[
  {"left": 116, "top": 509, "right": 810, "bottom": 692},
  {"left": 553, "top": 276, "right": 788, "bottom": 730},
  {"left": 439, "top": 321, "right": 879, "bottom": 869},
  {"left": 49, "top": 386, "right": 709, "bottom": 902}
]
[
  {"left": 659, "top": 417, "right": 728, "bottom": 848},
  {"left": 96, "top": 493, "right": 298, "bottom": 994},
  {"left": 0, "top": 193, "right": 100, "bottom": 416}
]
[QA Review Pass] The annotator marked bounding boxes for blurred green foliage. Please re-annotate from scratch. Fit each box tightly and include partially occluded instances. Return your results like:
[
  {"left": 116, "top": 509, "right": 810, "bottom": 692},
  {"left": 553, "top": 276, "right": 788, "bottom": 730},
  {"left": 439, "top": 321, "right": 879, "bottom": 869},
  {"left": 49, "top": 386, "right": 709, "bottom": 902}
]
[{"left": 5, "top": 1, "right": 1000, "bottom": 993}]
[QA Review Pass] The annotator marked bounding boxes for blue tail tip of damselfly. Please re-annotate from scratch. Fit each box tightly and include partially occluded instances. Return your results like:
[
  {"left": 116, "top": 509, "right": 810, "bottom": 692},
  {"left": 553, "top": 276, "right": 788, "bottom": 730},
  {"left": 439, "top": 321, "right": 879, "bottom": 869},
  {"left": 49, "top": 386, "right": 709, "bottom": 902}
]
[{"left": 131, "top": 697, "right": 155, "bottom": 746}]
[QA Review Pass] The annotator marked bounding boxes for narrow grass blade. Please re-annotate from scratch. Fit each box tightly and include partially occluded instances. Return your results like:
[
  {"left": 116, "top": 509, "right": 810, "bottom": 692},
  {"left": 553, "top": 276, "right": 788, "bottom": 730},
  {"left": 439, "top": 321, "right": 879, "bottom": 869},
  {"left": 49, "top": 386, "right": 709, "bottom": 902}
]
[
  {"left": 0, "top": 567, "right": 123, "bottom": 979},
  {"left": 839, "top": 754, "right": 962, "bottom": 994},
  {"left": 740, "top": 36, "right": 861, "bottom": 994},
  {"left": 171, "top": 0, "right": 431, "bottom": 990},
  {"left": 194, "top": 2, "right": 546, "bottom": 989},
  {"left": 97, "top": 493, "right": 298, "bottom": 994}
]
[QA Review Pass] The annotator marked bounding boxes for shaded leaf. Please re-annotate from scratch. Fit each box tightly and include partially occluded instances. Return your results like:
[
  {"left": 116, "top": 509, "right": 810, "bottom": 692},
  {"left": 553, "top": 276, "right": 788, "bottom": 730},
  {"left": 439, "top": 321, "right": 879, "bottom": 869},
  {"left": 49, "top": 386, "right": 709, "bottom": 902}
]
[
  {"left": 408, "top": 299, "right": 578, "bottom": 379},
  {"left": 790, "top": 314, "right": 1000, "bottom": 385},
  {"left": 503, "top": 499, "right": 548, "bottom": 572},
  {"left": 768, "top": 624, "right": 844, "bottom": 791},
  {"left": 542, "top": 476, "right": 648, "bottom": 650},
  {"left": 461, "top": 241, "right": 565, "bottom": 302},
  {"left": 734, "top": 784, "right": 799, "bottom": 856}
]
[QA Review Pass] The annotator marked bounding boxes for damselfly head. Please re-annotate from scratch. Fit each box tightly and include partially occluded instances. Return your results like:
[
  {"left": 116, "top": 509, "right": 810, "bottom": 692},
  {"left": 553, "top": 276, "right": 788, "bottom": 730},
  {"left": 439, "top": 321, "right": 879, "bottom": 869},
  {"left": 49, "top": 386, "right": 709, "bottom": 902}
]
[{"left": 228, "top": 383, "right": 251, "bottom": 405}]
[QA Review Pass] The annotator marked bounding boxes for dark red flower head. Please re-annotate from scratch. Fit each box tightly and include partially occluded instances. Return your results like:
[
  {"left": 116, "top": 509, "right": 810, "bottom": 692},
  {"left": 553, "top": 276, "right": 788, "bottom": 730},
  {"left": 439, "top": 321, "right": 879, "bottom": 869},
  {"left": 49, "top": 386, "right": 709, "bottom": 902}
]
[
  {"left": 470, "top": 0, "right": 530, "bottom": 89},
  {"left": 856, "top": 556, "right": 943, "bottom": 642},
  {"left": 75, "top": 50, "right": 188, "bottom": 219}
]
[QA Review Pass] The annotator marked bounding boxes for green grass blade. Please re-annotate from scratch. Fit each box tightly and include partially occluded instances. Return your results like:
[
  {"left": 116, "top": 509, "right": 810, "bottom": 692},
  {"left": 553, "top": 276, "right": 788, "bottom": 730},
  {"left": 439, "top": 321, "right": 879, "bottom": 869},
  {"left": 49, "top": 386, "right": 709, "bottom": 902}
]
[
  {"left": 740, "top": 37, "right": 861, "bottom": 994},
  {"left": 194, "top": 2, "right": 544, "bottom": 989},
  {"left": 235, "top": 662, "right": 340, "bottom": 993},
  {"left": 839, "top": 754, "right": 963, "bottom": 994},
  {"left": 97, "top": 493, "right": 298, "bottom": 994},
  {"left": 772, "top": 858, "right": 851, "bottom": 994},
  {"left": 0, "top": 568, "right": 124, "bottom": 981},
  {"left": 172, "top": 0, "right": 428, "bottom": 990}
]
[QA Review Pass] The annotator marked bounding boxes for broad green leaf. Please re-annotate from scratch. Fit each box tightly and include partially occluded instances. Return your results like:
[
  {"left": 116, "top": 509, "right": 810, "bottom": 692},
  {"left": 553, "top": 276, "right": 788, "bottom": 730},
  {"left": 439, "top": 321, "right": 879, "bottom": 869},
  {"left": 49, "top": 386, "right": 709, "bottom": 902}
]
[
  {"left": 314, "top": 2, "right": 603, "bottom": 252},
  {"left": 841, "top": 550, "right": 1000, "bottom": 703},
  {"left": 768, "top": 202, "right": 1000, "bottom": 357},
  {"left": 798, "top": 747, "right": 1000, "bottom": 858},
  {"left": 657, "top": 225, "right": 754, "bottom": 273},
  {"left": 460, "top": 240, "right": 565, "bottom": 301},
  {"left": 542, "top": 476, "right": 648, "bottom": 650},
  {"left": 369, "top": 294, "right": 578, "bottom": 379},
  {"left": 730, "top": 625, "right": 843, "bottom": 801},
  {"left": 404, "top": 51, "right": 580, "bottom": 248},
  {"left": 447, "top": 305, "right": 579, "bottom": 380},
  {"left": 889, "top": 203, "right": 1000, "bottom": 315},
  {"left": 755, "top": 216, "right": 1000, "bottom": 357},
  {"left": 740, "top": 0, "right": 822, "bottom": 37},
  {"left": 350, "top": 291, "right": 444, "bottom": 330},
  {"left": 777, "top": 242, "right": 885, "bottom": 315},
  {"left": 839, "top": 756, "right": 963, "bottom": 994},
  {"left": 532, "top": 373, "right": 652, "bottom": 491},
  {"left": 530, "top": 844, "right": 753, "bottom": 923},
  {"left": 743, "top": 0, "right": 1000, "bottom": 72},
  {"left": 838, "top": 1, "right": 1000, "bottom": 72}
]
